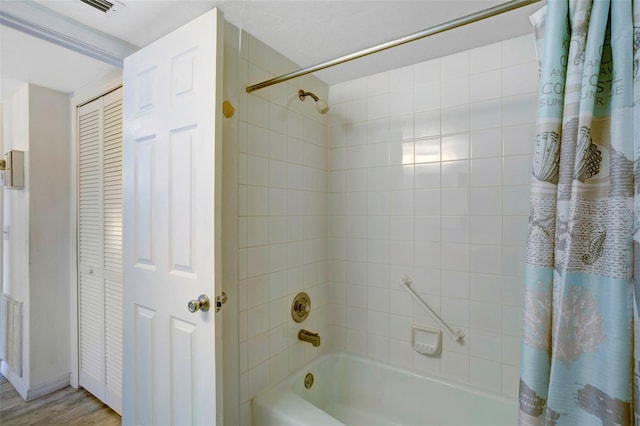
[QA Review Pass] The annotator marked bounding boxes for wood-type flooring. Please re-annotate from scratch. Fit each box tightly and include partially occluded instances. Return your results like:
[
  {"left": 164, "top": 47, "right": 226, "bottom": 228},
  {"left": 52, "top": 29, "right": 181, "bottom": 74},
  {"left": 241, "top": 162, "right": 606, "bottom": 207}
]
[{"left": 0, "top": 374, "right": 121, "bottom": 425}]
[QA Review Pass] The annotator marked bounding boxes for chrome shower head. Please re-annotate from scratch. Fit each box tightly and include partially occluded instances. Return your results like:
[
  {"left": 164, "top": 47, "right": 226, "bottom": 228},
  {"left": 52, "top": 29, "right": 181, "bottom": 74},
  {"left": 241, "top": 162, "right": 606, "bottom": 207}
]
[{"left": 298, "top": 90, "right": 329, "bottom": 114}]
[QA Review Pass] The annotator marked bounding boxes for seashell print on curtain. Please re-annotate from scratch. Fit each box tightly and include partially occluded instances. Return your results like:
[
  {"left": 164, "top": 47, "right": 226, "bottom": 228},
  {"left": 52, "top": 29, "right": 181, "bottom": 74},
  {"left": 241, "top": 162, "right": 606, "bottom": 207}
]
[
  {"left": 533, "top": 131, "right": 562, "bottom": 184},
  {"left": 519, "top": 1, "right": 639, "bottom": 425},
  {"left": 573, "top": 127, "right": 602, "bottom": 183}
]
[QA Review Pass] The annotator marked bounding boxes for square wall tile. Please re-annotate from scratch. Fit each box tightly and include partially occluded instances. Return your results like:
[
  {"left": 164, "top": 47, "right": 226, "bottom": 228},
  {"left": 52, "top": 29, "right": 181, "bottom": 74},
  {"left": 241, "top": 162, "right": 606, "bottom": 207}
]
[
  {"left": 389, "top": 190, "right": 414, "bottom": 216},
  {"left": 441, "top": 188, "right": 469, "bottom": 216},
  {"left": 441, "top": 243, "right": 470, "bottom": 272},
  {"left": 415, "top": 189, "right": 441, "bottom": 216},
  {"left": 469, "top": 244, "right": 502, "bottom": 274},
  {"left": 470, "top": 99, "right": 502, "bottom": 131},
  {"left": 441, "top": 160, "right": 470, "bottom": 188},
  {"left": 390, "top": 65, "right": 414, "bottom": 90},
  {"left": 367, "top": 73, "right": 389, "bottom": 96},
  {"left": 470, "top": 357, "right": 501, "bottom": 392},
  {"left": 470, "top": 216, "right": 502, "bottom": 245},
  {"left": 415, "top": 216, "right": 441, "bottom": 242},
  {"left": 441, "top": 351, "right": 470, "bottom": 383},
  {"left": 367, "top": 334, "right": 390, "bottom": 361},
  {"left": 415, "top": 83, "right": 441, "bottom": 112},
  {"left": 441, "top": 216, "right": 470, "bottom": 243},
  {"left": 368, "top": 215, "right": 390, "bottom": 240},
  {"left": 502, "top": 216, "right": 528, "bottom": 246},
  {"left": 414, "top": 58, "right": 441, "bottom": 86},
  {"left": 503, "top": 154, "right": 532, "bottom": 186},
  {"left": 389, "top": 116, "right": 415, "bottom": 144},
  {"left": 415, "top": 138, "right": 441, "bottom": 164},
  {"left": 470, "top": 42, "right": 502, "bottom": 74},
  {"left": 470, "top": 187, "right": 502, "bottom": 216},
  {"left": 470, "top": 70, "right": 501, "bottom": 102},
  {"left": 470, "top": 301, "right": 502, "bottom": 332},
  {"left": 502, "top": 34, "right": 536, "bottom": 67},
  {"left": 441, "top": 270, "right": 470, "bottom": 299},
  {"left": 389, "top": 165, "right": 415, "bottom": 190},
  {"left": 442, "top": 77, "right": 469, "bottom": 107},
  {"left": 415, "top": 163, "right": 441, "bottom": 189},
  {"left": 471, "top": 128, "right": 503, "bottom": 159},
  {"left": 471, "top": 157, "right": 502, "bottom": 187},
  {"left": 503, "top": 62, "right": 539, "bottom": 97},
  {"left": 442, "top": 51, "right": 470, "bottom": 79},
  {"left": 502, "top": 93, "right": 537, "bottom": 127},
  {"left": 415, "top": 111, "right": 441, "bottom": 139},
  {"left": 368, "top": 93, "right": 390, "bottom": 121},
  {"left": 368, "top": 312, "right": 390, "bottom": 337},
  {"left": 390, "top": 89, "right": 414, "bottom": 117},
  {"left": 470, "top": 273, "right": 502, "bottom": 303},
  {"left": 503, "top": 124, "right": 535, "bottom": 156},
  {"left": 441, "top": 133, "right": 470, "bottom": 162},
  {"left": 390, "top": 139, "right": 415, "bottom": 165},
  {"left": 389, "top": 339, "right": 414, "bottom": 369},
  {"left": 470, "top": 329, "right": 502, "bottom": 362},
  {"left": 390, "top": 216, "right": 415, "bottom": 241}
]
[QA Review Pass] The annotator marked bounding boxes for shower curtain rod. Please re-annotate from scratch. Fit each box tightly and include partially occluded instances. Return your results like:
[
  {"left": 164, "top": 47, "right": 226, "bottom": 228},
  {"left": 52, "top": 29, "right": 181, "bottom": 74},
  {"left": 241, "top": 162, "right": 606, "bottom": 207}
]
[{"left": 245, "top": 0, "right": 543, "bottom": 93}]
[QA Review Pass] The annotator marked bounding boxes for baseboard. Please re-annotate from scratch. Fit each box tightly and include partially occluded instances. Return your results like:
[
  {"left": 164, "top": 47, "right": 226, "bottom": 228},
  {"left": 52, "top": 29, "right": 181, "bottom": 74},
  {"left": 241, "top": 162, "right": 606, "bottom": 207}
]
[
  {"left": 26, "top": 373, "right": 70, "bottom": 401},
  {"left": 1, "top": 360, "right": 28, "bottom": 401}
]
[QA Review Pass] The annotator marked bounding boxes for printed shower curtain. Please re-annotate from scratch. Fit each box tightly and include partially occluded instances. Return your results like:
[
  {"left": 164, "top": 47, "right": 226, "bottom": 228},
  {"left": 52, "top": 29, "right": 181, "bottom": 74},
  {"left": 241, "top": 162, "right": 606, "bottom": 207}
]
[{"left": 519, "top": 0, "right": 640, "bottom": 424}]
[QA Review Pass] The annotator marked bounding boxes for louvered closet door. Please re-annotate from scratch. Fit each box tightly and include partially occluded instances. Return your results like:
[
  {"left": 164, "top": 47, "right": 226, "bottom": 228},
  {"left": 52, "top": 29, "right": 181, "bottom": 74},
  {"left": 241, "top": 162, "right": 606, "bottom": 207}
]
[{"left": 77, "top": 87, "right": 123, "bottom": 415}]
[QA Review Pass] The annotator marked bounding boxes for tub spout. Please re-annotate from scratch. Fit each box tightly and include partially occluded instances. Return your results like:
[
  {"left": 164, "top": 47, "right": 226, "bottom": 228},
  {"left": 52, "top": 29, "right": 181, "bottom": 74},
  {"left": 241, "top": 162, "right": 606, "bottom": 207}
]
[{"left": 298, "top": 329, "right": 321, "bottom": 347}]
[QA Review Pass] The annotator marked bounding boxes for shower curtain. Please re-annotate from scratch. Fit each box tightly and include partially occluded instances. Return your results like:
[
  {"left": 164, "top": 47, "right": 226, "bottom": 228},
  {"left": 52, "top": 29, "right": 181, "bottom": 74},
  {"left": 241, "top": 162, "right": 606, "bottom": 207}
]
[{"left": 519, "top": 0, "right": 639, "bottom": 424}]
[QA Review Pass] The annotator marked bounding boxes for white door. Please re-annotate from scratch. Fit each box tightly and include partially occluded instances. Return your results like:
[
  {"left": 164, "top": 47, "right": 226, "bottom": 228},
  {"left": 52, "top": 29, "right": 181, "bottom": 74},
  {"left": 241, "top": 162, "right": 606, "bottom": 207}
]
[{"left": 122, "top": 9, "right": 224, "bottom": 426}]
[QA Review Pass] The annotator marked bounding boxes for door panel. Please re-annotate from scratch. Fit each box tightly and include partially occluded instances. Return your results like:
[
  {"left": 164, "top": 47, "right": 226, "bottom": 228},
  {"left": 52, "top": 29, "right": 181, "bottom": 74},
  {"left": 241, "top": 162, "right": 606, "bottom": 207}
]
[
  {"left": 123, "top": 8, "right": 224, "bottom": 426},
  {"left": 134, "top": 305, "right": 155, "bottom": 425}
]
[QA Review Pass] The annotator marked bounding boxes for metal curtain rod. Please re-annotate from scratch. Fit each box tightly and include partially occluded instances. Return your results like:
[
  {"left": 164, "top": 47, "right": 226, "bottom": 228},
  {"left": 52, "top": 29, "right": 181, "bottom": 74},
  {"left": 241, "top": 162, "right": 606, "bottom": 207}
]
[{"left": 246, "top": 0, "right": 543, "bottom": 93}]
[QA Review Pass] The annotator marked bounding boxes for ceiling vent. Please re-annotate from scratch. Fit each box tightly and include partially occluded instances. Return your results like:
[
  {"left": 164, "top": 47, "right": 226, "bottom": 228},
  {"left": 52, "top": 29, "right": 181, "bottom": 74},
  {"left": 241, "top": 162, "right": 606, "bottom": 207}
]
[{"left": 80, "top": 0, "right": 115, "bottom": 13}]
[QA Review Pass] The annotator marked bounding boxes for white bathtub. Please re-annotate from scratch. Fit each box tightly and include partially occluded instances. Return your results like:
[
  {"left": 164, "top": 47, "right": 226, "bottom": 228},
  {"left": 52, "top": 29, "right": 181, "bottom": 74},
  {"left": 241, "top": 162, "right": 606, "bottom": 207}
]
[{"left": 252, "top": 352, "right": 517, "bottom": 426}]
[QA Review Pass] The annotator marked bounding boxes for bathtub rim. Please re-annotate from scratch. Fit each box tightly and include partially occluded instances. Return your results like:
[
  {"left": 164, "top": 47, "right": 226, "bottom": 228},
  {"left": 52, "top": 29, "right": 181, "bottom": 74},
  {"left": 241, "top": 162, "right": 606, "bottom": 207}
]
[{"left": 253, "top": 350, "right": 517, "bottom": 406}]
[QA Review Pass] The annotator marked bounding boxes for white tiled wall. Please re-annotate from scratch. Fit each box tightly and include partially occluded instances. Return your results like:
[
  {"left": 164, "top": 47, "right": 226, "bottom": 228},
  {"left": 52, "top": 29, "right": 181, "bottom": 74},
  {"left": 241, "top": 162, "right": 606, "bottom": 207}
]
[
  {"left": 234, "top": 30, "right": 331, "bottom": 424},
  {"left": 326, "top": 34, "right": 538, "bottom": 397}
]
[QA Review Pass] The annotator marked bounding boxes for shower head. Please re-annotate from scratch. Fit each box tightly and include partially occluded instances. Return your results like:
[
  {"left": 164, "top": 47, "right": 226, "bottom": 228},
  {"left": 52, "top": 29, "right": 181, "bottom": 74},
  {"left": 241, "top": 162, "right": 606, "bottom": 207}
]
[{"left": 298, "top": 90, "right": 329, "bottom": 114}]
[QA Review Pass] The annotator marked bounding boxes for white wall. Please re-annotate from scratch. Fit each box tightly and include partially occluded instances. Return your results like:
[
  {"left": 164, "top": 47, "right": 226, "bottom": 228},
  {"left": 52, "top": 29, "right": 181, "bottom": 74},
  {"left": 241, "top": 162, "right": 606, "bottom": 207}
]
[
  {"left": 1, "top": 83, "right": 72, "bottom": 399},
  {"left": 327, "top": 34, "right": 537, "bottom": 397},
  {"left": 2, "top": 83, "right": 31, "bottom": 392},
  {"left": 28, "top": 84, "right": 71, "bottom": 387}
]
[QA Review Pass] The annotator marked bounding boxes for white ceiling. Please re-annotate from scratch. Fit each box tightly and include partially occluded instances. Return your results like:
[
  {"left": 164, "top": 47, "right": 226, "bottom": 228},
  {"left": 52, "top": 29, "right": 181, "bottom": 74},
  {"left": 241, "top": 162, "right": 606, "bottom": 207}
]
[{"left": 1, "top": 0, "right": 545, "bottom": 98}]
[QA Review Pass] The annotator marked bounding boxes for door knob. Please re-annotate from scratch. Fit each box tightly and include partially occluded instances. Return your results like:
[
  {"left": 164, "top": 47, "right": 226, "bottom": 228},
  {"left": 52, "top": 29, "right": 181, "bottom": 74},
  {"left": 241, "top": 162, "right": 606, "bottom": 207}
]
[{"left": 188, "top": 294, "right": 210, "bottom": 313}]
